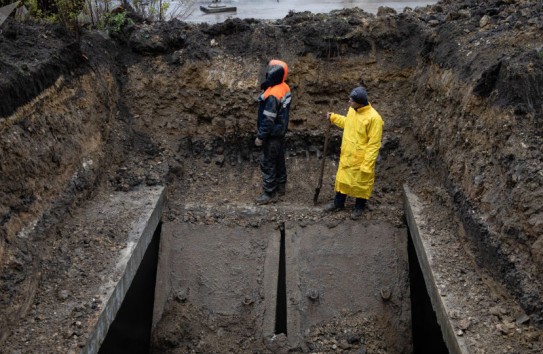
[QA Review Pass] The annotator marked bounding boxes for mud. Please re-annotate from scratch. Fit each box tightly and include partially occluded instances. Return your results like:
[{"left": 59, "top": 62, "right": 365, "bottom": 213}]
[{"left": 1, "top": 0, "right": 543, "bottom": 352}]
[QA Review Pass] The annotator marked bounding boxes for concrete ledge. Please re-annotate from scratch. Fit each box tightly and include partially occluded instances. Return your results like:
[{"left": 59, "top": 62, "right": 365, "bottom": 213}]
[
  {"left": 403, "top": 184, "right": 543, "bottom": 353},
  {"left": 5, "top": 186, "right": 166, "bottom": 353},
  {"left": 83, "top": 186, "right": 165, "bottom": 354},
  {"left": 403, "top": 185, "right": 470, "bottom": 354}
]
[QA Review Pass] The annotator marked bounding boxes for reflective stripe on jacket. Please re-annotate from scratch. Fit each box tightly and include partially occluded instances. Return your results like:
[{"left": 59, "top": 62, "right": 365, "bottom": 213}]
[{"left": 330, "top": 103, "right": 383, "bottom": 199}]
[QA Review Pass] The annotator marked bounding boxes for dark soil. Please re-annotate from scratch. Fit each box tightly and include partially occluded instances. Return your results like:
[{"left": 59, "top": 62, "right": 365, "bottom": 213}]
[{"left": 1, "top": 0, "right": 543, "bottom": 352}]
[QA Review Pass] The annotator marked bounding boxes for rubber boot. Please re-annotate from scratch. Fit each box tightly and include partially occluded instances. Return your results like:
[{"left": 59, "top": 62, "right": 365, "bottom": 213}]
[
  {"left": 323, "top": 201, "right": 344, "bottom": 212},
  {"left": 256, "top": 191, "right": 276, "bottom": 205},
  {"left": 351, "top": 207, "right": 364, "bottom": 220},
  {"left": 351, "top": 198, "right": 367, "bottom": 220}
]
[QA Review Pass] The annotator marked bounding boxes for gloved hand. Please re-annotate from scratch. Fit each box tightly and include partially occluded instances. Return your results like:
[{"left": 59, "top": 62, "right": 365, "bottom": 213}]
[{"left": 255, "top": 137, "right": 263, "bottom": 146}]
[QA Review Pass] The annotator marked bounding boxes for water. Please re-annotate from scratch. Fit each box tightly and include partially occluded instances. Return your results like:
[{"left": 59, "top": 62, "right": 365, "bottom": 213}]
[{"left": 166, "top": 0, "right": 438, "bottom": 23}]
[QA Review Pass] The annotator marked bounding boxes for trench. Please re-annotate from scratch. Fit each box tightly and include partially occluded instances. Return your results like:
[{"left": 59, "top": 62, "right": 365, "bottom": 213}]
[
  {"left": 98, "top": 223, "right": 162, "bottom": 354},
  {"left": 408, "top": 231, "right": 448, "bottom": 354},
  {"left": 275, "top": 222, "right": 288, "bottom": 336},
  {"left": 95, "top": 207, "right": 451, "bottom": 353}
]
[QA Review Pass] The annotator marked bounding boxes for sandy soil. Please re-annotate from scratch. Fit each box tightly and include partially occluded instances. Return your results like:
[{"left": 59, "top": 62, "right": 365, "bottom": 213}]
[{"left": 1, "top": 0, "right": 543, "bottom": 352}]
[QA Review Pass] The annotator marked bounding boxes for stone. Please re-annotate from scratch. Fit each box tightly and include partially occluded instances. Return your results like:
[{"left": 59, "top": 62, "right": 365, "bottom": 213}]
[
  {"left": 214, "top": 155, "right": 225, "bottom": 166},
  {"left": 57, "top": 290, "right": 70, "bottom": 301},
  {"left": 515, "top": 313, "right": 530, "bottom": 325},
  {"left": 496, "top": 323, "right": 509, "bottom": 335},
  {"left": 531, "top": 235, "right": 543, "bottom": 267},
  {"left": 489, "top": 305, "right": 506, "bottom": 317},
  {"left": 338, "top": 339, "right": 351, "bottom": 350},
  {"left": 480, "top": 15, "right": 491, "bottom": 28},
  {"left": 459, "top": 318, "right": 471, "bottom": 330},
  {"left": 347, "top": 335, "right": 360, "bottom": 344}
]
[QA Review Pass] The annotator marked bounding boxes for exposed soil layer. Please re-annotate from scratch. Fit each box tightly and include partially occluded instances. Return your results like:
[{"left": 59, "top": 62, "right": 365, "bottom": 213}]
[{"left": 1, "top": 0, "right": 543, "bottom": 352}]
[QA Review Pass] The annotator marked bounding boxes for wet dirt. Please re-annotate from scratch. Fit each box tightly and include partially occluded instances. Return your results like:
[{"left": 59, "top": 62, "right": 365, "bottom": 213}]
[{"left": 1, "top": 0, "right": 543, "bottom": 352}]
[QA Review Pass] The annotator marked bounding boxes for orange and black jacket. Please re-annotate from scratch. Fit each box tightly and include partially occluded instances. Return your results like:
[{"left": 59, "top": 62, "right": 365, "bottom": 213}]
[{"left": 257, "top": 60, "right": 292, "bottom": 140}]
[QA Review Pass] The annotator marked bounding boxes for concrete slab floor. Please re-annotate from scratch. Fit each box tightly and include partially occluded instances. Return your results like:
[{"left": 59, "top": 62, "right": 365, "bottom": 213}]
[
  {"left": 155, "top": 222, "right": 280, "bottom": 339},
  {"left": 286, "top": 221, "right": 410, "bottom": 351},
  {"left": 156, "top": 218, "right": 411, "bottom": 351}
]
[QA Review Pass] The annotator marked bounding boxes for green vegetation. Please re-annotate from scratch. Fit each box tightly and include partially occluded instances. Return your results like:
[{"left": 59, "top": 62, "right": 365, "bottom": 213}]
[
  {"left": 2, "top": 0, "right": 190, "bottom": 34},
  {"left": 100, "top": 10, "right": 134, "bottom": 33}
]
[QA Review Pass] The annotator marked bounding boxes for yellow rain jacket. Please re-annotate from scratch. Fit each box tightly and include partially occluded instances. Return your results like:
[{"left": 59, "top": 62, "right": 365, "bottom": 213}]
[{"left": 330, "top": 103, "right": 384, "bottom": 199}]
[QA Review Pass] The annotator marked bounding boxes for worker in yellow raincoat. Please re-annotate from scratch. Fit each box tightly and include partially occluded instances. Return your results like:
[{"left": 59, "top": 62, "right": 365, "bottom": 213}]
[{"left": 324, "top": 86, "right": 384, "bottom": 220}]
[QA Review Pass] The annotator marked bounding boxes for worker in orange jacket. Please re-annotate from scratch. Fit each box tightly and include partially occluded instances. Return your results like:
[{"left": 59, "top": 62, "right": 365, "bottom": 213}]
[{"left": 254, "top": 59, "right": 292, "bottom": 205}]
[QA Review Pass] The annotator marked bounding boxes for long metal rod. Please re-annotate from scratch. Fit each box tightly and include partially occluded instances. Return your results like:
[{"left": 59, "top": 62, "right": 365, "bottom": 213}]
[{"left": 313, "top": 120, "right": 332, "bottom": 205}]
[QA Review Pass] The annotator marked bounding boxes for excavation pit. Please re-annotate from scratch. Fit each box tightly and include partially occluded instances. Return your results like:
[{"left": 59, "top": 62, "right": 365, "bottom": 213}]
[{"left": 2, "top": 3, "right": 543, "bottom": 353}]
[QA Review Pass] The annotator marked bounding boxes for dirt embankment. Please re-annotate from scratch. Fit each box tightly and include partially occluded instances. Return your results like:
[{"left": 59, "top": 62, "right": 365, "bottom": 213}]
[
  {"left": 0, "top": 31, "right": 122, "bottom": 343},
  {"left": 405, "top": 0, "right": 543, "bottom": 324},
  {"left": 0, "top": 0, "right": 542, "bottom": 351}
]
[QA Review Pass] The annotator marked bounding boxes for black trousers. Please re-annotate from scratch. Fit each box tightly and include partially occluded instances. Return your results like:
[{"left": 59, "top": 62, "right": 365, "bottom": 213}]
[{"left": 260, "top": 136, "right": 287, "bottom": 193}]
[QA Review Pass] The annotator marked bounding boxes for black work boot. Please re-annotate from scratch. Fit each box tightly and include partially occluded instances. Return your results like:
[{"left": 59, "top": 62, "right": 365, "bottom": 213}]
[
  {"left": 323, "top": 201, "right": 344, "bottom": 212},
  {"left": 256, "top": 191, "right": 276, "bottom": 205},
  {"left": 351, "top": 198, "right": 367, "bottom": 220},
  {"left": 276, "top": 184, "right": 286, "bottom": 196},
  {"left": 351, "top": 207, "right": 364, "bottom": 220}
]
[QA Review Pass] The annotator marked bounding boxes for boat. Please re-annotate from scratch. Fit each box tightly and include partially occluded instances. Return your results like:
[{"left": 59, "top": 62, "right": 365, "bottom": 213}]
[{"left": 200, "top": 0, "right": 236, "bottom": 13}]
